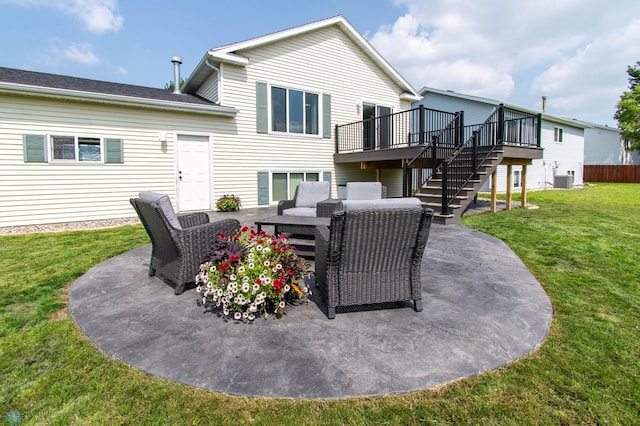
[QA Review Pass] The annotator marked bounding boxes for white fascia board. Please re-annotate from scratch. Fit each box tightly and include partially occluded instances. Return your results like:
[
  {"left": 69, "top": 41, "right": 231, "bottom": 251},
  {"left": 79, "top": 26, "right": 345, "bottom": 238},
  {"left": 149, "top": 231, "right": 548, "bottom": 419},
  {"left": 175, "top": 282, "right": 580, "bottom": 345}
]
[
  {"left": 208, "top": 51, "right": 249, "bottom": 66},
  {"left": 0, "top": 83, "right": 238, "bottom": 117}
]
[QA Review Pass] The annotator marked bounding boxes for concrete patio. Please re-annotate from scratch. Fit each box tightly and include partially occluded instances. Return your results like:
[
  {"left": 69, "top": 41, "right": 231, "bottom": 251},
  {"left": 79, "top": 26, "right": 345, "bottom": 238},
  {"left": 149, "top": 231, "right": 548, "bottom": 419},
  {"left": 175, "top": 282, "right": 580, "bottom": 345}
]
[{"left": 69, "top": 207, "right": 552, "bottom": 400}]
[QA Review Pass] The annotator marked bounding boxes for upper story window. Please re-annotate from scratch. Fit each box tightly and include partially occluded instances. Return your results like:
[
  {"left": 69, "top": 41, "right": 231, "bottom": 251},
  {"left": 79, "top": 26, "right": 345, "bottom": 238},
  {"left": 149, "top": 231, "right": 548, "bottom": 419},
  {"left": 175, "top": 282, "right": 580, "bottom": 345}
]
[
  {"left": 51, "top": 135, "right": 102, "bottom": 162},
  {"left": 553, "top": 127, "right": 564, "bottom": 143},
  {"left": 271, "top": 86, "right": 319, "bottom": 135}
]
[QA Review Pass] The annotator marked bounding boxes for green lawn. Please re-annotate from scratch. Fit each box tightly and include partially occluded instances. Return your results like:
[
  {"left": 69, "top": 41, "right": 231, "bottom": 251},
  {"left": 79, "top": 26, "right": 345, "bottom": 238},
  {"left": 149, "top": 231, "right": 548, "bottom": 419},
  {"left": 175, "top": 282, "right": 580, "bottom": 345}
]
[{"left": 1, "top": 183, "right": 638, "bottom": 425}]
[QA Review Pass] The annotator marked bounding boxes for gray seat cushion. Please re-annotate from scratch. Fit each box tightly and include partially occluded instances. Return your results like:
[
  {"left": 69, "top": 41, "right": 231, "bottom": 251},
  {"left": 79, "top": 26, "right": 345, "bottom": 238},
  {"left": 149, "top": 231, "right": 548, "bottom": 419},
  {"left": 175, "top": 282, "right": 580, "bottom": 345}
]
[
  {"left": 282, "top": 207, "right": 317, "bottom": 217},
  {"left": 341, "top": 198, "right": 421, "bottom": 211},
  {"left": 138, "top": 191, "right": 182, "bottom": 230},
  {"left": 345, "top": 182, "right": 382, "bottom": 200},
  {"left": 294, "top": 181, "right": 330, "bottom": 208}
]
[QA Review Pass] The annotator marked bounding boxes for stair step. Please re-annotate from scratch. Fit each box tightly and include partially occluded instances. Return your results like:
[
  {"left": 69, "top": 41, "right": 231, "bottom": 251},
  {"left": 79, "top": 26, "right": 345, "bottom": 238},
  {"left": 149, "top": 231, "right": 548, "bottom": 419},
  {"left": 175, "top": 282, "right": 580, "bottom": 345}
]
[{"left": 423, "top": 202, "right": 461, "bottom": 209}]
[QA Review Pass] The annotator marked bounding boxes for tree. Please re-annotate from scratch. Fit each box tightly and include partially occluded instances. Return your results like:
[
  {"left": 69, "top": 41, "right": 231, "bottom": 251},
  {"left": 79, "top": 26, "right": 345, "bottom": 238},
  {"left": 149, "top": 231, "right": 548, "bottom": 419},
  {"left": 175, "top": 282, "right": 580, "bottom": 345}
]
[
  {"left": 614, "top": 62, "right": 640, "bottom": 151},
  {"left": 627, "top": 61, "right": 640, "bottom": 89},
  {"left": 164, "top": 78, "right": 185, "bottom": 91}
]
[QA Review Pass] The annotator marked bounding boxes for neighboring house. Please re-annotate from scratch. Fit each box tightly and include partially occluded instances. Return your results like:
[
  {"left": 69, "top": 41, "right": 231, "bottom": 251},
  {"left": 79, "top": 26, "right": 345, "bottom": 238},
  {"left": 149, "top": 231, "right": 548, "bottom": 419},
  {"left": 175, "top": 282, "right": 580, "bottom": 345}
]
[
  {"left": 416, "top": 87, "right": 590, "bottom": 192},
  {"left": 0, "top": 15, "right": 420, "bottom": 227},
  {"left": 583, "top": 123, "right": 639, "bottom": 165}
]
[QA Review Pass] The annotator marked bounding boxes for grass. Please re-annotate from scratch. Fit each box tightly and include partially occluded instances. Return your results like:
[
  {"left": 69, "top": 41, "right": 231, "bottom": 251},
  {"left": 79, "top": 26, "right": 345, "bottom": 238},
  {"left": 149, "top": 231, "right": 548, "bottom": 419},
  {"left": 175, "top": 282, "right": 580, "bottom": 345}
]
[{"left": 1, "top": 183, "right": 639, "bottom": 425}]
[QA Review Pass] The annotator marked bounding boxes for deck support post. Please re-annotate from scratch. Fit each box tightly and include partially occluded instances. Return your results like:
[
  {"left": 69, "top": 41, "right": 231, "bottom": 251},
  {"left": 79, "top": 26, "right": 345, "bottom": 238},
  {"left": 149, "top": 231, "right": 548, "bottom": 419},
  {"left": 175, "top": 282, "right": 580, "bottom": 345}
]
[
  {"left": 521, "top": 165, "right": 528, "bottom": 208},
  {"left": 491, "top": 169, "right": 497, "bottom": 213},
  {"left": 506, "top": 165, "right": 513, "bottom": 210}
]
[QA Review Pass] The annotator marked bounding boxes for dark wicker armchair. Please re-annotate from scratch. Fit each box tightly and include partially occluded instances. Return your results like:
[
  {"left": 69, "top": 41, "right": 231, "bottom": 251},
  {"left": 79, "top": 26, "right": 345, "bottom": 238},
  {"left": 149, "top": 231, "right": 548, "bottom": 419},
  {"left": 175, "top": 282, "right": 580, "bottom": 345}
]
[
  {"left": 315, "top": 206, "right": 434, "bottom": 319},
  {"left": 130, "top": 193, "right": 240, "bottom": 295}
]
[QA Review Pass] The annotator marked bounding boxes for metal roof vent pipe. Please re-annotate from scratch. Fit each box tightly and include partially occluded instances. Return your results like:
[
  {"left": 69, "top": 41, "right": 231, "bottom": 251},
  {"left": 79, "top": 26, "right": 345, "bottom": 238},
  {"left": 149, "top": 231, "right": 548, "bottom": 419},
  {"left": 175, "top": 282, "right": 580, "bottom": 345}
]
[
  {"left": 171, "top": 56, "right": 182, "bottom": 94},
  {"left": 542, "top": 95, "right": 547, "bottom": 113}
]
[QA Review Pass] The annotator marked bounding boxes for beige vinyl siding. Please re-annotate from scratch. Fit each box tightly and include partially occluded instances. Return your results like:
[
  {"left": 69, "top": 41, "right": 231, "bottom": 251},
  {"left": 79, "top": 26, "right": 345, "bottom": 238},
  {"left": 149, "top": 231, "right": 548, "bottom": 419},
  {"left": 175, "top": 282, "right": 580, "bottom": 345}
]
[
  {"left": 195, "top": 71, "right": 219, "bottom": 103},
  {"left": 0, "top": 93, "right": 230, "bottom": 227},
  {"left": 210, "top": 25, "right": 411, "bottom": 207}
]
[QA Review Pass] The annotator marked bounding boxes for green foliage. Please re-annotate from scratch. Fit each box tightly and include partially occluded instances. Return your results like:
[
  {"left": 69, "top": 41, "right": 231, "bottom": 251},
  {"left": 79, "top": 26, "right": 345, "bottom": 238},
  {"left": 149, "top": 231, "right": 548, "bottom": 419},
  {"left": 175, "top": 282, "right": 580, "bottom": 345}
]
[
  {"left": 164, "top": 78, "right": 185, "bottom": 91},
  {"left": 614, "top": 61, "right": 640, "bottom": 151},
  {"left": 626, "top": 60, "right": 640, "bottom": 89},
  {"left": 1, "top": 184, "right": 639, "bottom": 424},
  {"left": 215, "top": 194, "right": 241, "bottom": 212}
]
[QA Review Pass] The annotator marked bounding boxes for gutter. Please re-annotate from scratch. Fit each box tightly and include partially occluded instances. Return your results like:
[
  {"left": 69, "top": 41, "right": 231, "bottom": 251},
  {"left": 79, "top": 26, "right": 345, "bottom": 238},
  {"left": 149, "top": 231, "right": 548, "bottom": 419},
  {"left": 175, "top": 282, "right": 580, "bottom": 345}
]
[{"left": 0, "top": 82, "right": 238, "bottom": 117}]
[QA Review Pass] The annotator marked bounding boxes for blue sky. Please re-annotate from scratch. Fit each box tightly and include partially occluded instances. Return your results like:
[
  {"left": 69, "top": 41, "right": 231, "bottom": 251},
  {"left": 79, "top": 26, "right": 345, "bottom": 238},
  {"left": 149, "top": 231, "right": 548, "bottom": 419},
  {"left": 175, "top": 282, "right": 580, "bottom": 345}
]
[{"left": 1, "top": 0, "right": 639, "bottom": 126}]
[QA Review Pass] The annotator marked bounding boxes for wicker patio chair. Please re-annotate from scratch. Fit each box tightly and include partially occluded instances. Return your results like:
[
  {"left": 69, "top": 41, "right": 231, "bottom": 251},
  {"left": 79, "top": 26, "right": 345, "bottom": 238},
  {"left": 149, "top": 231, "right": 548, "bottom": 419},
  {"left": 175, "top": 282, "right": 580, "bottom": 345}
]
[
  {"left": 315, "top": 202, "right": 434, "bottom": 319},
  {"left": 130, "top": 192, "right": 240, "bottom": 295},
  {"left": 277, "top": 181, "right": 330, "bottom": 236}
]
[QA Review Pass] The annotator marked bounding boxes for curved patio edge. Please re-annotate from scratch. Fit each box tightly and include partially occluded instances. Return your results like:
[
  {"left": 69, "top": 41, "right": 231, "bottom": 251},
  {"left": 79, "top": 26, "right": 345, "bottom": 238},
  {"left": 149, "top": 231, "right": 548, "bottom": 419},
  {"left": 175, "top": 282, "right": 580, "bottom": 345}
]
[{"left": 69, "top": 224, "right": 552, "bottom": 399}]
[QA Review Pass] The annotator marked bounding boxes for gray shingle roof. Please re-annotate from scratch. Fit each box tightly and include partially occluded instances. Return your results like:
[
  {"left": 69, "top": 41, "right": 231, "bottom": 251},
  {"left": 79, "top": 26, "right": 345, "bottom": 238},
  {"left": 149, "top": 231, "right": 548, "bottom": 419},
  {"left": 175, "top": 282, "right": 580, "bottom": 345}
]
[{"left": 0, "top": 67, "right": 217, "bottom": 107}]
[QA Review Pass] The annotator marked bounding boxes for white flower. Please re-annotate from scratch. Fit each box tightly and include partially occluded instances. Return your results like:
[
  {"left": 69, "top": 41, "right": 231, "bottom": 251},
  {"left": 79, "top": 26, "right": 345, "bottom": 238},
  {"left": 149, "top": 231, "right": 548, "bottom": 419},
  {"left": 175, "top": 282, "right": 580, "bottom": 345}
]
[
  {"left": 229, "top": 274, "right": 237, "bottom": 281},
  {"left": 249, "top": 304, "right": 257, "bottom": 312},
  {"left": 263, "top": 277, "right": 272, "bottom": 285},
  {"left": 206, "top": 282, "right": 212, "bottom": 289},
  {"left": 196, "top": 286, "right": 202, "bottom": 293},
  {"left": 284, "top": 284, "right": 290, "bottom": 292},
  {"left": 276, "top": 264, "right": 283, "bottom": 270},
  {"left": 248, "top": 262, "right": 255, "bottom": 269},
  {"left": 242, "top": 312, "right": 248, "bottom": 319},
  {"left": 253, "top": 283, "right": 260, "bottom": 292},
  {"left": 248, "top": 253, "right": 254, "bottom": 260},
  {"left": 248, "top": 314, "right": 255, "bottom": 321},
  {"left": 202, "top": 297, "right": 207, "bottom": 305},
  {"left": 223, "top": 308, "right": 229, "bottom": 316},
  {"left": 279, "top": 301, "right": 286, "bottom": 308},
  {"left": 209, "top": 265, "right": 216, "bottom": 272},
  {"left": 259, "top": 291, "right": 266, "bottom": 299},
  {"left": 263, "top": 260, "right": 270, "bottom": 267},
  {"left": 242, "top": 282, "right": 250, "bottom": 292},
  {"left": 234, "top": 312, "right": 242, "bottom": 320},
  {"left": 243, "top": 276, "right": 250, "bottom": 283},
  {"left": 237, "top": 266, "right": 245, "bottom": 273},
  {"left": 256, "top": 244, "right": 263, "bottom": 251},
  {"left": 217, "top": 289, "right": 223, "bottom": 297},
  {"left": 263, "top": 247, "right": 271, "bottom": 254}
]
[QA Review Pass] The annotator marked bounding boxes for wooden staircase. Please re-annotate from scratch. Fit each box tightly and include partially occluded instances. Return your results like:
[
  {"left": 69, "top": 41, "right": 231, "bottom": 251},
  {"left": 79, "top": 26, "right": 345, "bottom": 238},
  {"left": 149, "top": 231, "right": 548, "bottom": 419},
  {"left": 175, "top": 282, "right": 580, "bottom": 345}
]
[{"left": 416, "top": 148, "right": 504, "bottom": 225}]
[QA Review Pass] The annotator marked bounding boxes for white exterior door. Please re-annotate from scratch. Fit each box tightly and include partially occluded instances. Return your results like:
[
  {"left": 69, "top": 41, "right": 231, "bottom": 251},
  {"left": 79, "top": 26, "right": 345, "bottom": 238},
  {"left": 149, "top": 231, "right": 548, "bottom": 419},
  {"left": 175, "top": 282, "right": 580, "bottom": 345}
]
[{"left": 177, "top": 134, "right": 211, "bottom": 211}]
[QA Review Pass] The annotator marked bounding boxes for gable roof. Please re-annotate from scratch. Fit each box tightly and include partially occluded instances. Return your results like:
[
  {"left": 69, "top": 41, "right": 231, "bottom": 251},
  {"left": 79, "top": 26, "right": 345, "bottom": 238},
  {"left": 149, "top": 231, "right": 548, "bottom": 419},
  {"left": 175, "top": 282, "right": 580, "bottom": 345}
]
[
  {"left": 0, "top": 67, "right": 237, "bottom": 116},
  {"left": 184, "top": 15, "right": 420, "bottom": 101},
  {"left": 419, "top": 86, "right": 591, "bottom": 129}
]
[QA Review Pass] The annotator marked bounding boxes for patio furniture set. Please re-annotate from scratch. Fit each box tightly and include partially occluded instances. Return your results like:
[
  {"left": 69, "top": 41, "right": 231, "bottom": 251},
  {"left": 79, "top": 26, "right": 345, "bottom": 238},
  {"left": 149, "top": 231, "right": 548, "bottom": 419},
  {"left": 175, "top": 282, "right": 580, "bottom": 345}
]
[{"left": 130, "top": 183, "right": 434, "bottom": 318}]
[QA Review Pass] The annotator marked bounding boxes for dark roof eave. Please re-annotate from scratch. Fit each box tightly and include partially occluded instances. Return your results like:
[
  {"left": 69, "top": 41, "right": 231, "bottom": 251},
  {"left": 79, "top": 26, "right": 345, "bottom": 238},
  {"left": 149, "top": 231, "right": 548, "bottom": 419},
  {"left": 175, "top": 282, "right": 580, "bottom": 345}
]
[{"left": 0, "top": 82, "right": 238, "bottom": 117}]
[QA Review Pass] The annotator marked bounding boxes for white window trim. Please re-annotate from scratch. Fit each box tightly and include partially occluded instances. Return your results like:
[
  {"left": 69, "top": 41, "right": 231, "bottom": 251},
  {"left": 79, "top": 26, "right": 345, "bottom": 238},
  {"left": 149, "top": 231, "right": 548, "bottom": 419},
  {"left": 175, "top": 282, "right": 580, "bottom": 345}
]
[
  {"left": 267, "top": 82, "right": 323, "bottom": 138},
  {"left": 553, "top": 127, "right": 564, "bottom": 143},
  {"left": 48, "top": 134, "right": 104, "bottom": 163}
]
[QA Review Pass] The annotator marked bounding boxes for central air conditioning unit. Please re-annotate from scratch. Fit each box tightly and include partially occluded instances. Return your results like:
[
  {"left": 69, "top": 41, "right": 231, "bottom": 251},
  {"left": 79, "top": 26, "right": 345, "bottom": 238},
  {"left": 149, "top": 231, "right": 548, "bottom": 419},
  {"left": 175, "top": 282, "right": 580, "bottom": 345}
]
[{"left": 554, "top": 175, "right": 574, "bottom": 189}]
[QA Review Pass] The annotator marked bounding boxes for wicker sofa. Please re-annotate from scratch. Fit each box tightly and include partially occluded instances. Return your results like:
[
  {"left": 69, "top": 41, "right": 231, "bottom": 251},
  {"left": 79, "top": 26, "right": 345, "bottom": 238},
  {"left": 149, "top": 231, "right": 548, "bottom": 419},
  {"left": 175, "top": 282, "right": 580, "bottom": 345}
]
[
  {"left": 277, "top": 181, "right": 331, "bottom": 235},
  {"left": 130, "top": 192, "right": 240, "bottom": 295},
  {"left": 315, "top": 198, "right": 434, "bottom": 319}
]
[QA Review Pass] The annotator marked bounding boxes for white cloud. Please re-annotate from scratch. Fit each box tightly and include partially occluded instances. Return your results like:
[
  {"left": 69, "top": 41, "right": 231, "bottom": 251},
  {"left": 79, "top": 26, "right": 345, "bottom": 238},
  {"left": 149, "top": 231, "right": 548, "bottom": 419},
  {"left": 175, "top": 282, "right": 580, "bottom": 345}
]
[
  {"left": 1, "top": 0, "right": 123, "bottom": 34},
  {"left": 64, "top": 42, "right": 100, "bottom": 64},
  {"left": 113, "top": 66, "right": 128, "bottom": 75},
  {"left": 369, "top": 0, "right": 640, "bottom": 124}
]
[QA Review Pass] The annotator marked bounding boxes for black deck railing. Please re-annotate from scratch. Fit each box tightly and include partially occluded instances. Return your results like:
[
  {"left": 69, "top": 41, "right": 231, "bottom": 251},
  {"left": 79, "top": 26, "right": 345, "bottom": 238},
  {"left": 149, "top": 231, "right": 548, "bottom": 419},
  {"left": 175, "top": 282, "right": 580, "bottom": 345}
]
[
  {"left": 335, "top": 106, "right": 459, "bottom": 153},
  {"left": 402, "top": 112, "right": 464, "bottom": 196},
  {"left": 436, "top": 105, "right": 541, "bottom": 214}
]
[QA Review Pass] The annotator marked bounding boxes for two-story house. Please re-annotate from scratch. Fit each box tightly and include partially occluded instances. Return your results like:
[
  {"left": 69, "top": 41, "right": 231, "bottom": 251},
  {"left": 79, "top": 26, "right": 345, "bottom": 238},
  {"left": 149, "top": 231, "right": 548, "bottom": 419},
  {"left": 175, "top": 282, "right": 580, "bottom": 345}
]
[{"left": 0, "top": 16, "right": 420, "bottom": 227}]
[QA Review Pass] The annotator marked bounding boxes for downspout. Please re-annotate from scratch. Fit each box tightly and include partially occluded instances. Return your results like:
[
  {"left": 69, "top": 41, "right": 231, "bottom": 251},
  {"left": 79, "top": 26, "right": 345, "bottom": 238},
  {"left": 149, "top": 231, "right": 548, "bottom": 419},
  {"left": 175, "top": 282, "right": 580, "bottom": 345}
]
[{"left": 205, "top": 58, "right": 221, "bottom": 104}]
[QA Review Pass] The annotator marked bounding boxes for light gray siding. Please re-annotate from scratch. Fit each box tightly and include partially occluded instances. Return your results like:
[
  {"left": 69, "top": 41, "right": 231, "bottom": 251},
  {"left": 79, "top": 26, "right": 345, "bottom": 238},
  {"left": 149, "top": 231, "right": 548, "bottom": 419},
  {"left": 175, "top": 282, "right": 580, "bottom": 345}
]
[{"left": 416, "top": 92, "right": 495, "bottom": 125}]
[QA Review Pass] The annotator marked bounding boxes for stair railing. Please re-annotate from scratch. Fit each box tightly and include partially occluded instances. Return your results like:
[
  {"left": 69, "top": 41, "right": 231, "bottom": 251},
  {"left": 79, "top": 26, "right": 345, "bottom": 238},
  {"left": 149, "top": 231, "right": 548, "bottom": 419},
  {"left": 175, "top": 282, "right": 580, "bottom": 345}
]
[
  {"left": 402, "top": 110, "right": 464, "bottom": 196},
  {"left": 437, "top": 104, "right": 541, "bottom": 215}
]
